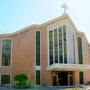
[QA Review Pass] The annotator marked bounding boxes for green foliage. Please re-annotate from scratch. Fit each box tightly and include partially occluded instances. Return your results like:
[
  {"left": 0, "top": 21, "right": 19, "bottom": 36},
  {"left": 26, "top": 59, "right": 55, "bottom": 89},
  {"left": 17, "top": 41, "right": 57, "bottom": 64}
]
[
  {"left": 14, "top": 74, "right": 28, "bottom": 89},
  {"left": 14, "top": 74, "right": 28, "bottom": 82}
]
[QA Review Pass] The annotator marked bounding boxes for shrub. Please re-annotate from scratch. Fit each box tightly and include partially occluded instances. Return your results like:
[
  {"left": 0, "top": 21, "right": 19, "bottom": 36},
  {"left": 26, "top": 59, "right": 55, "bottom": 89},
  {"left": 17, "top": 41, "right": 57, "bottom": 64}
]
[{"left": 14, "top": 74, "right": 28, "bottom": 89}]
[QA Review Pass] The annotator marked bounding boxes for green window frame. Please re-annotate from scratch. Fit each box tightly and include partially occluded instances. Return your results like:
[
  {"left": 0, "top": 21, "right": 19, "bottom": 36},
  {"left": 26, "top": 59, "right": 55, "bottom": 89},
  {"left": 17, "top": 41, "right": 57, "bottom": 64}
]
[
  {"left": 78, "top": 37, "right": 83, "bottom": 64},
  {"left": 79, "top": 71, "right": 84, "bottom": 84},
  {"left": 1, "top": 75, "right": 10, "bottom": 85},
  {"left": 54, "top": 29, "right": 58, "bottom": 63},
  {"left": 2, "top": 40, "right": 11, "bottom": 66},
  {"left": 59, "top": 27, "right": 63, "bottom": 63},
  {"left": 36, "top": 70, "right": 40, "bottom": 85},
  {"left": 63, "top": 25, "right": 67, "bottom": 64},
  {"left": 36, "top": 31, "right": 40, "bottom": 66},
  {"left": 49, "top": 31, "right": 53, "bottom": 65}
]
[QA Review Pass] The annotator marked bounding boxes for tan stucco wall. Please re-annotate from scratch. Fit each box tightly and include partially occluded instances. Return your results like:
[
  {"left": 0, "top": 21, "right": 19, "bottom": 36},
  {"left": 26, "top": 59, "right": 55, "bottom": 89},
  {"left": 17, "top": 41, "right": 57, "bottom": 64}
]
[
  {"left": 12, "top": 30, "right": 35, "bottom": 83},
  {"left": 40, "top": 26, "right": 52, "bottom": 85}
]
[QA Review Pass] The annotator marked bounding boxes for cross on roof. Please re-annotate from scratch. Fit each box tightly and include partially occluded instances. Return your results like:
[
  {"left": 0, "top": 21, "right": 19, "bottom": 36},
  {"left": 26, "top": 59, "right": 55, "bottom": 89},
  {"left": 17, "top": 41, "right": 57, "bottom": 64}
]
[{"left": 61, "top": 3, "right": 68, "bottom": 15}]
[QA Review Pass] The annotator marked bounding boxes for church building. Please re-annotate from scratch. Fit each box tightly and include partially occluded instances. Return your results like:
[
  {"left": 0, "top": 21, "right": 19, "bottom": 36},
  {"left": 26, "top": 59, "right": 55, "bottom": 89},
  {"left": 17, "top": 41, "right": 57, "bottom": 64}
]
[{"left": 0, "top": 3, "right": 90, "bottom": 86}]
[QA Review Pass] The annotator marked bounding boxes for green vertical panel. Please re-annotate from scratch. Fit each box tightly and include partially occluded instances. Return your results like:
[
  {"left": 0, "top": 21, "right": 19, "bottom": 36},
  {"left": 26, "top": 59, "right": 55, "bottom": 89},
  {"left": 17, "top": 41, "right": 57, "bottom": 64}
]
[
  {"left": 59, "top": 27, "right": 63, "bottom": 63},
  {"left": 36, "top": 70, "right": 40, "bottom": 85},
  {"left": 2, "top": 40, "right": 11, "bottom": 66},
  {"left": 54, "top": 29, "right": 58, "bottom": 63},
  {"left": 36, "top": 31, "right": 40, "bottom": 65},
  {"left": 63, "top": 25, "right": 67, "bottom": 64},
  {"left": 78, "top": 37, "right": 83, "bottom": 64},
  {"left": 79, "top": 71, "right": 84, "bottom": 84},
  {"left": 49, "top": 31, "right": 53, "bottom": 65},
  {"left": 73, "top": 35, "right": 76, "bottom": 64}
]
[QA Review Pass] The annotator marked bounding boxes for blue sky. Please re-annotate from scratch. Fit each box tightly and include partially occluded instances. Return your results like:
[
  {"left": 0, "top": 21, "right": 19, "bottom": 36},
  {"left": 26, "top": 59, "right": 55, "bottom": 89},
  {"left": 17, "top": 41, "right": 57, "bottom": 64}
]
[{"left": 0, "top": 0, "right": 90, "bottom": 42}]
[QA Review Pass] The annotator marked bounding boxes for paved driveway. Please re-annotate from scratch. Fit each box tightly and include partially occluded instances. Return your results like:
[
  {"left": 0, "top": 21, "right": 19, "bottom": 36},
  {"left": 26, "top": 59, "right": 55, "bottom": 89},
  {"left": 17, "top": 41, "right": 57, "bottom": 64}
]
[
  {"left": 0, "top": 86, "right": 88, "bottom": 90},
  {"left": 0, "top": 87, "right": 65, "bottom": 90}
]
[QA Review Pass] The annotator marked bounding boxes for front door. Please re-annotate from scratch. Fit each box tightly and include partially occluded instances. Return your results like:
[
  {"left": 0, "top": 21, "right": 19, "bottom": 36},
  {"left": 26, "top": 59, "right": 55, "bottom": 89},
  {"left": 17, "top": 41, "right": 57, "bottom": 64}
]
[
  {"left": 58, "top": 72, "right": 68, "bottom": 86},
  {"left": 53, "top": 75, "right": 58, "bottom": 86},
  {"left": 68, "top": 75, "right": 73, "bottom": 85}
]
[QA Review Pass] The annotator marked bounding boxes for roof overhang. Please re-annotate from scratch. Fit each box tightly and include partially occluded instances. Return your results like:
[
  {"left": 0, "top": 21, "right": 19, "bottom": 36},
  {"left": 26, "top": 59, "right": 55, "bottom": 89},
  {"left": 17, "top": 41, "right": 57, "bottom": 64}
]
[{"left": 47, "top": 64, "right": 90, "bottom": 71}]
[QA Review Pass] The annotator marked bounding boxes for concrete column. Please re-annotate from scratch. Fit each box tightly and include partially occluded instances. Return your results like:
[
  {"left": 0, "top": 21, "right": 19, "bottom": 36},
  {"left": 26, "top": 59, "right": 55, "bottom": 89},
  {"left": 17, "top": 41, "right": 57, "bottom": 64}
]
[{"left": 74, "top": 71, "right": 79, "bottom": 85}]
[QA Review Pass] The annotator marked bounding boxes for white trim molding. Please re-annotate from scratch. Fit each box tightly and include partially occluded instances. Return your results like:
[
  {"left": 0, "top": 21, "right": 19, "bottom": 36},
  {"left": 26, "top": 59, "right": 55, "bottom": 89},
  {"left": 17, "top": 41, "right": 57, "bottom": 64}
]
[
  {"left": 35, "top": 66, "right": 41, "bottom": 70},
  {"left": 47, "top": 64, "right": 90, "bottom": 71}
]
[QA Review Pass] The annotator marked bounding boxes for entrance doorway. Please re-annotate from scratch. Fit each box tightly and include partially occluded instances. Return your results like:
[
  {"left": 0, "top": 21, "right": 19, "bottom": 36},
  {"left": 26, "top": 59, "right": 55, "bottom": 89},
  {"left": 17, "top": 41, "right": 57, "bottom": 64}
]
[
  {"left": 58, "top": 71, "right": 68, "bottom": 86},
  {"left": 52, "top": 71, "right": 73, "bottom": 86},
  {"left": 68, "top": 74, "right": 73, "bottom": 85},
  {"left": 53, "top": 75, "right": 58, "bottom": 86}
]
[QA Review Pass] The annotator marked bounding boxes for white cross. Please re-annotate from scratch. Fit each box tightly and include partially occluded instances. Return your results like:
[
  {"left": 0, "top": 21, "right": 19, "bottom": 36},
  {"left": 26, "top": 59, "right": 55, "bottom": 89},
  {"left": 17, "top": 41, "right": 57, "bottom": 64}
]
[{"left": 61, "top": 3, "right": 68, "bottom": 15}]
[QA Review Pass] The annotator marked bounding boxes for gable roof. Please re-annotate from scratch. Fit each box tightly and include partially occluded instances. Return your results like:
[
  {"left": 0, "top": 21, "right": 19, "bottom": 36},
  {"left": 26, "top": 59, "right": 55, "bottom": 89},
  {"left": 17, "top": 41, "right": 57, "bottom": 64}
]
[
  {"left": 0, "top": 14, "right": 81, "bottom": 36},
  {"left": 41, "top": 14, "right": 78, "bottom": 31}
]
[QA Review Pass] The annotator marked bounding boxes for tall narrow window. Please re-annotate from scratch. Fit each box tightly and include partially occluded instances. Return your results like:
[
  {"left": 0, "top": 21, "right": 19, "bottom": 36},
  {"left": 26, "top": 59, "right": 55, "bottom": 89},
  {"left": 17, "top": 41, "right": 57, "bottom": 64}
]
[
  {"left": 73, "top": 35, "right": 76, "bottom": 64},
  {"left": 78, "top": 37, "right": 83, "bottom": 64},
  {"left": 63, "top": 25, "right": 67, "bottom": 64},
  {"left": 36, "top": 31, "right": 40, "bottom": 66},
  {"left": 2, "top": 40, "right": 11, "bottom": 66},
  {"left": 54, "top": 29, "right": 58, "bottom": 63},
  {"left": 1, "top": 75, "right": 10, "bottom": 85},
  {"left": 79, "top": 71, "right": 84, "bottom": 84},
  {"left": 36, "top": 70, "right": 40, "bottom": 85},
  {"left": 59, "top": 27, "right": 63, "bottom": 63},
  {"left": 49, "top": 31, "right": 53, "bottom": 65}
]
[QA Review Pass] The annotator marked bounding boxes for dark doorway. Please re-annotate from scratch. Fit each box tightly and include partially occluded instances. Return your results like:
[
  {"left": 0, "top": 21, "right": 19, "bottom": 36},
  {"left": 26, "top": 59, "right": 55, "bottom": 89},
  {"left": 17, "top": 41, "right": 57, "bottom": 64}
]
[
  {"left": 53, "top": 75, "right": 58, "bottom": 86},
  {"left": 58, "top": 71, "right": 68, "bottom": 86},
  {"left": 69, "top": 75, "right": 73, "bottom": 85},
  {"left": 52, "top": 71, "right": 73, "bottom": 86}
]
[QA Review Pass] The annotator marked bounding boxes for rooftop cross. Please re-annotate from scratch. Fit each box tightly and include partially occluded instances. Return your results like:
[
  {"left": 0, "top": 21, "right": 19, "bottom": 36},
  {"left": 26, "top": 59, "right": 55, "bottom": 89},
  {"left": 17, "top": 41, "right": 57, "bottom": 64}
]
[{"left": 61, "top": 3, "right": 68, "bottom": 15}]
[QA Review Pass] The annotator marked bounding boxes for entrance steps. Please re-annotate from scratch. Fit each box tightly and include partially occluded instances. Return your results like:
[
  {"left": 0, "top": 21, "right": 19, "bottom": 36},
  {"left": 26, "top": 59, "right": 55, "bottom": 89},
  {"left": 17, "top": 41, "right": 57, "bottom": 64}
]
[
  {"left": 55, "top": 85, "right": 90, "bottom": 90},
  {"left": 44, "top": 85, "right": 90, "bottom": 90}
]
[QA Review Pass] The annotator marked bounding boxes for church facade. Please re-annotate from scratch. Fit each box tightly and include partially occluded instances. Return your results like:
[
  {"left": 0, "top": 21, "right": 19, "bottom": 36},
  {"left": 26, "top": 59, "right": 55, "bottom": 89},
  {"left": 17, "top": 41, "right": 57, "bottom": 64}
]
[{"left": 0, "top": 14, "right": 90, "bottom": 86}]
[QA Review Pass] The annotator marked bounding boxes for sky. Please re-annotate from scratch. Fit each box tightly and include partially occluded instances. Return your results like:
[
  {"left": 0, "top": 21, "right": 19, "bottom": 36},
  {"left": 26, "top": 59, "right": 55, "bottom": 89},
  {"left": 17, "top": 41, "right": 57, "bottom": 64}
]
[{"left": 0, "top": 0, "right": 90, "bottom": 42}]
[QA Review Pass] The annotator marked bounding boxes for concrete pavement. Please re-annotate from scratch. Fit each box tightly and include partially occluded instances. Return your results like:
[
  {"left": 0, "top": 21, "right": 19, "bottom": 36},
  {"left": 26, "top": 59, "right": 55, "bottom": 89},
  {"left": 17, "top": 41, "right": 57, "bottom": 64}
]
[{"left": 0, "top": 87, "right": 65, "bottom": 90}]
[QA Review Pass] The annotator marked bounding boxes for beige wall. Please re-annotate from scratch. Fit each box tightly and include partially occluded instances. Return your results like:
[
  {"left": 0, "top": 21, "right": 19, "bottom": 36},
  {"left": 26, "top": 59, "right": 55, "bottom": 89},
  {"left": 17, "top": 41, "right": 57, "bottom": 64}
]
[
  {"left": 77, "top": 33, "right": 90, "bottom": 64},
  {"left": 12, "top": 30, "right": 35, "bottom": 83},
  {"left": 40, "top": 26, "right": 52, "bottom": 85}
]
